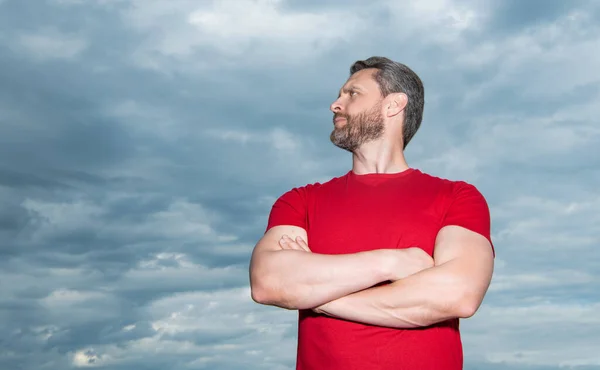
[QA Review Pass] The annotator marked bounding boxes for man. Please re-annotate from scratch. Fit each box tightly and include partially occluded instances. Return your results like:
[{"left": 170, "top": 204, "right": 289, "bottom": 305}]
[{"left": 249, "top": 56, "right": 494, "bottom": 370}]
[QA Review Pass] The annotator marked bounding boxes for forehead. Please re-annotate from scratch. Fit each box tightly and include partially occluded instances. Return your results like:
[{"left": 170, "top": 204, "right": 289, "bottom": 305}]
[{"left": 343, "top": 68, "right": 379, "bottom": 90}]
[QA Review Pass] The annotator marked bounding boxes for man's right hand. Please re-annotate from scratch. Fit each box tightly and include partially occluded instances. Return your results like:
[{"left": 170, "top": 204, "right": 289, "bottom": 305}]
[
  {"left": 386, "top": 247, "right": 434, "bottom": 281},
  {"left": 277, "top": 237, "right": 431, "bottom": 280},
  {"left": 250, "top": 226, "right": 434, "bottom": 310}
]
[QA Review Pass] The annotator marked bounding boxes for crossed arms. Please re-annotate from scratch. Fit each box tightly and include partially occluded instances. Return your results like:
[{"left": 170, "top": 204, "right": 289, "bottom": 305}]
[{"left": 249, "top": 225, "right": 494, "bottom": 328}]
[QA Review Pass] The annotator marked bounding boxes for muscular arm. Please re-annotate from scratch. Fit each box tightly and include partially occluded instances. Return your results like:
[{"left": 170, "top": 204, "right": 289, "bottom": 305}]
[
  {"left": 313, "top": 226, "right": 494, "bottom": 328},
  {"left": 249, "top": 225, "right": 432, "bottom": 310}
]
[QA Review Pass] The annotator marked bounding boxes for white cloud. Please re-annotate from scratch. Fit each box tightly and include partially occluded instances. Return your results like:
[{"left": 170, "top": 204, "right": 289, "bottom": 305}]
[
  {"left": 489, "top": 270, "right": 595, "bottom": 292},
  {"left": 122, "top": 253, "right": 248, "bottom": 291},
  {"left": 386, "top": 0, "right": 486, "bottom": 44},
  {"left": 120, "top": 0, "right": 365, "bottom": 70},
  {"left": 411, "top": 6, "right": 600, "bottom": 183},
  {"left": 478, "top": 114, "right": 597, "bottom": 165},
  {"left": 72, "top": 349, "right": 105, "bottom": 367},
  {"left": 458, "top": 190, "right": 600, "bottom": 367},
  {"left": 108, "top": 100, "right": 182, "bottom": 141},
  {"left": 2, "top": 1, "right": 599, "bottom": 369},
  {"left": 205, "top": 127, "right": 300, "bottom": 152},
  {"left": 203, "top": 126, "right": 327, "bottom": 186},
  {"left": 187, "top": 0, "right": 359, "bottom": 47},
  {"left": 70, "top": 337, "right": 203, "bottom": 368},
  {"left": 21, "top": 196, "right": 235, "bottom": 245},
  {"left": 50, "top": 0, "right": 84, "bottom": 4},
  {"left": 415, "top": 146, "right": 479, "bottom": 180},
  {"left": 134, "top": 199, "right": 225, "bottom": 240},
  {"left": 118, "top": 0, "right": 496, "bottom": 71},
  {"left": 463, "top": 302, "right": 600, "bottom": 367},
  {"left": 31, "top": 325, "right": 63, "bottom": 341},
  {"left": 42, "top": 288, "right": 108, "bottom": 306},
  {"left": 15, "top": 29, "right": 87, "bottom": 61},
  {"left": 492, "top": 194, "right": 600, "bottom": 252},
  {"left": 41, "top": 288, "right": 121, "bottom": 325},
  {"left": 122, "top": 324, "right": 136, "bottom": 332},
  {"left": 415, "top": 99, "right": 600, "bottom": 180},
  {"left": 21, "top": 198, "right": 105, "bottom": 243},
  {"left": 68, "top": 288, "right": 298, "bottom": 368},
  {"left": 458, "top": 10, "right": 600, "bottom": 101},
  {"left": 0, "top": 264, "right": 103, "bottom": 306}
]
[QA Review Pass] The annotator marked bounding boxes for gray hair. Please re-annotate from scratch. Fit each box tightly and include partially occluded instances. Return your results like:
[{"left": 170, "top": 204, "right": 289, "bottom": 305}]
[{"left": 350, "top": 57, "right": 425, "bottom": 149}]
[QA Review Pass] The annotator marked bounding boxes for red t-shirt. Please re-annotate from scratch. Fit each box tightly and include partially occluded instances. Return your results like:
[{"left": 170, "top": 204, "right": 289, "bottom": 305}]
[{"left": 266, "top": 168, "right": 493, "bottom": 370}]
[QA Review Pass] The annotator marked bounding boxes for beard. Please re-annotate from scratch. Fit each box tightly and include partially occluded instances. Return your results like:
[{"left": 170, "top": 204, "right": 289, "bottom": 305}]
[{"left": 330, "top": 102, "right": 385, "bottom": 152}]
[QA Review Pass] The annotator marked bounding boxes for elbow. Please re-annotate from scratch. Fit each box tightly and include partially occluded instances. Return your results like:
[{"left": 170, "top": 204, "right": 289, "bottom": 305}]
[
  {"left": 250, "top": 282, "right": 269, "bottom": 305},
  {"left": 249, "top": 266, "right": 268, "bottom": 304},
  {"left": 250, "top": 273, "right": 277, "bottom": 305},
  {"left": 250, "top": 275, "right": 298, "bottom": 309},
  {"left": 249, "top": 262, "right": 276, "bottom": 305},
  {"left": 435, "top": 275, "right": 487, "bottom": 319},
  {"left": 455, "top": 301, "right": 479, "bottom": 319},
  {"left": 453, "top": 291, "right": 483, "bottom": 319},
  {"left": 427, "top": 287, "right": 483, "bottom": 320}
]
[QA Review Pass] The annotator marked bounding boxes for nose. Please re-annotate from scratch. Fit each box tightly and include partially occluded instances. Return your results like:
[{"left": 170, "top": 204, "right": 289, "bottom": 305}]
[{"left": 330, "top": 98, "right": 342, "bottom": 113}]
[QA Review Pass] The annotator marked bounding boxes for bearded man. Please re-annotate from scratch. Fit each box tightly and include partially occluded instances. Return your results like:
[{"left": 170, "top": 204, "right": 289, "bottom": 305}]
[{"left": 249, "top": 56, "right": 494, "bottom": 370}]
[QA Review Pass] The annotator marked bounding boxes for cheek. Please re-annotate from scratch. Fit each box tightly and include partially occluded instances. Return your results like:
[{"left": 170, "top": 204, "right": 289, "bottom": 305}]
[
  {"left": 344, "top": 105, "right": 360, "bottom": 118},
  {"left": 347, "top": 100, "right": 371, "bottom": 114}
]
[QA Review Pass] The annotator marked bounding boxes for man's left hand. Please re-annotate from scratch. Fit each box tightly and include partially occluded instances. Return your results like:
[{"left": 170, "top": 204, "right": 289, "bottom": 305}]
[{"left": 279, "top": 235, "right": 311, "bottom": 253}]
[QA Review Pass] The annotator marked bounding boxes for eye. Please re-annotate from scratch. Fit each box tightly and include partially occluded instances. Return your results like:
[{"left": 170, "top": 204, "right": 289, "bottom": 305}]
[{"left": 350, "top": 90, "right": 358, "bottom": 97}]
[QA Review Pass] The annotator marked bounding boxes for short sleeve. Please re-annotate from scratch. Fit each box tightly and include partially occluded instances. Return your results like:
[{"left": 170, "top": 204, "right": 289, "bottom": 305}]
[
  {"left": 265, "top": 186, "right": 309, "bottom": 233},
  {"left": 441, "top": 182, "right": 494, "bottom": 253}
]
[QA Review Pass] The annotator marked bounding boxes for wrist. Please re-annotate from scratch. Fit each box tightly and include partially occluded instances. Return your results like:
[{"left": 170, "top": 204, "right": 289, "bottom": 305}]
[
  {"left": 376, "top": 249, "right": 398, "bottom": 281},
  {"left": 405, "top": 247, "right": 434, "bottom": 271}
]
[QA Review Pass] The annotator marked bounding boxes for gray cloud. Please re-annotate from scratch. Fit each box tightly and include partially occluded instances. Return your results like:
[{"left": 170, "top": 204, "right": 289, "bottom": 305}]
[{"left": 0, "top": 0, "right": 598, "bottom": 369}]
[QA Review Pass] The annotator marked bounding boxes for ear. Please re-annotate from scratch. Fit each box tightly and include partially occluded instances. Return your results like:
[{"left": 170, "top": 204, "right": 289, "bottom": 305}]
[{"left": 385, "top": 93, "right": 408, "bottom": 118}]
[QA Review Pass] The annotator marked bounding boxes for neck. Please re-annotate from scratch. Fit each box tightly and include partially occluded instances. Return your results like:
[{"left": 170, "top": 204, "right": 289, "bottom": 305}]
[{"left": 351, "top": 139, "right": 409, "bottom": 175}]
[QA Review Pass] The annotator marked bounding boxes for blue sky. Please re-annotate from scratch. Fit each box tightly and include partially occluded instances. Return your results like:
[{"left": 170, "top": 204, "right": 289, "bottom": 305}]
[{"left": 0, "top": 0, "right": 599, "bottom": 369}]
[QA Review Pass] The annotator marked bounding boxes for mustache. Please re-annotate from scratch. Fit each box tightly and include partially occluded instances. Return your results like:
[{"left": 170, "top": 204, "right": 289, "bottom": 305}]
[{"left": 333, "top": 113, "right": 349, "bottom": 122}]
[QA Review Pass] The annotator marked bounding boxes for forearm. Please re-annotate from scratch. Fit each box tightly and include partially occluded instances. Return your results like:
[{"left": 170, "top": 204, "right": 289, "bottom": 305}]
[
  {"left": 250, "top": 249, "right": 392, "bottom": 310},
  {"left": 315, "top": 261, "right": 478, "bottom": 328}
]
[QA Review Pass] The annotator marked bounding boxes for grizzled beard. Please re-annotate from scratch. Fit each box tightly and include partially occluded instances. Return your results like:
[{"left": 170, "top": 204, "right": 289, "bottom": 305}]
[{"left": 330, "top": 102, "right": 385, "bottom": 153}]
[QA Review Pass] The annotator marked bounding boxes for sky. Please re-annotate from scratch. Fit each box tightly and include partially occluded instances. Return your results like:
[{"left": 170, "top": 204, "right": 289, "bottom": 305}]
[{"left": 0, "top": 0, "right": 599, "bottom": 369}]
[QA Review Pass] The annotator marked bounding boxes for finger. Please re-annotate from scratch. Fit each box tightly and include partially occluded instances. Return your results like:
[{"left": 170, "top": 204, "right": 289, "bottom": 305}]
[
  {"left": 295, "top": 236, "right": 311, "bottom": 252},
  {"left": 279, "top": 236, "right": 291, "bottom": 249},
  {"left": 280, "top": 236, "right": 301, "bottom": 250},
  {"left": 288, "top": 235, "right": 307, "bottom": 251},
  {"left": 288, "top": 237, "right": 309, "bottom": 251},
  {"left": 287, "top": 241, "right": 304, "bottom": 251}
]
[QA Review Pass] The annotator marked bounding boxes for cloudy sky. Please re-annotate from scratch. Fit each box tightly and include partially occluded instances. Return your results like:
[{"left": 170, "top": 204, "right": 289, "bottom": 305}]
[{"left": 0, "top": 0, "right": 599, "bottom": 369}]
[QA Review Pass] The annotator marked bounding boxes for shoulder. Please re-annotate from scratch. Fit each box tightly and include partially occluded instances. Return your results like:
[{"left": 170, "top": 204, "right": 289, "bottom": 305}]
[
  {"left": 414, "top": 171, "right": 491, "bottom": 228},
  {"left": 282, "top": 172, "right": 349, "bottom": 195},
  {"left": 412, "top": 170, "right": 485, "bottom": 200},
  {"left": 273, "top": 172, "right": 348, "bottom": 203}
]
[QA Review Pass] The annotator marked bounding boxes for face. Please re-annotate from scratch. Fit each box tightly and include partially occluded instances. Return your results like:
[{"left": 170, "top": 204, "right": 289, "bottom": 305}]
[{"left": 329, "top": 68, "right": 385, "bottom": 152}]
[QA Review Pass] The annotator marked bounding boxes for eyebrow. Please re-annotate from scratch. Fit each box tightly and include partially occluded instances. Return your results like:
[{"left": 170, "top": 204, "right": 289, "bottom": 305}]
[{"left": 338, "top": 85, "right": 364, "bottom": 98}]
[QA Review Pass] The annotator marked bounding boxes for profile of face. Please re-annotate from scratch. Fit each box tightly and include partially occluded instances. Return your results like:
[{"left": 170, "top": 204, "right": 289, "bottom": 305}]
[{"left": 329, "top": 69, "right": 385, "bottom": 152}]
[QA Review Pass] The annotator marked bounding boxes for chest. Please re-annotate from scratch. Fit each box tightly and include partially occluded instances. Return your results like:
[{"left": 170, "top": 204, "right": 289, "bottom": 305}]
[{"left": 306, "top": 183, "right": 445, "bottom": 256}]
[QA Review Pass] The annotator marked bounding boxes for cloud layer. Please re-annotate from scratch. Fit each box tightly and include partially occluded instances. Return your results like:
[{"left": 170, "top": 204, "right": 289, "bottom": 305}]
[{"left": 0, "top": 0, "right": 598, "bottom": 369}]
